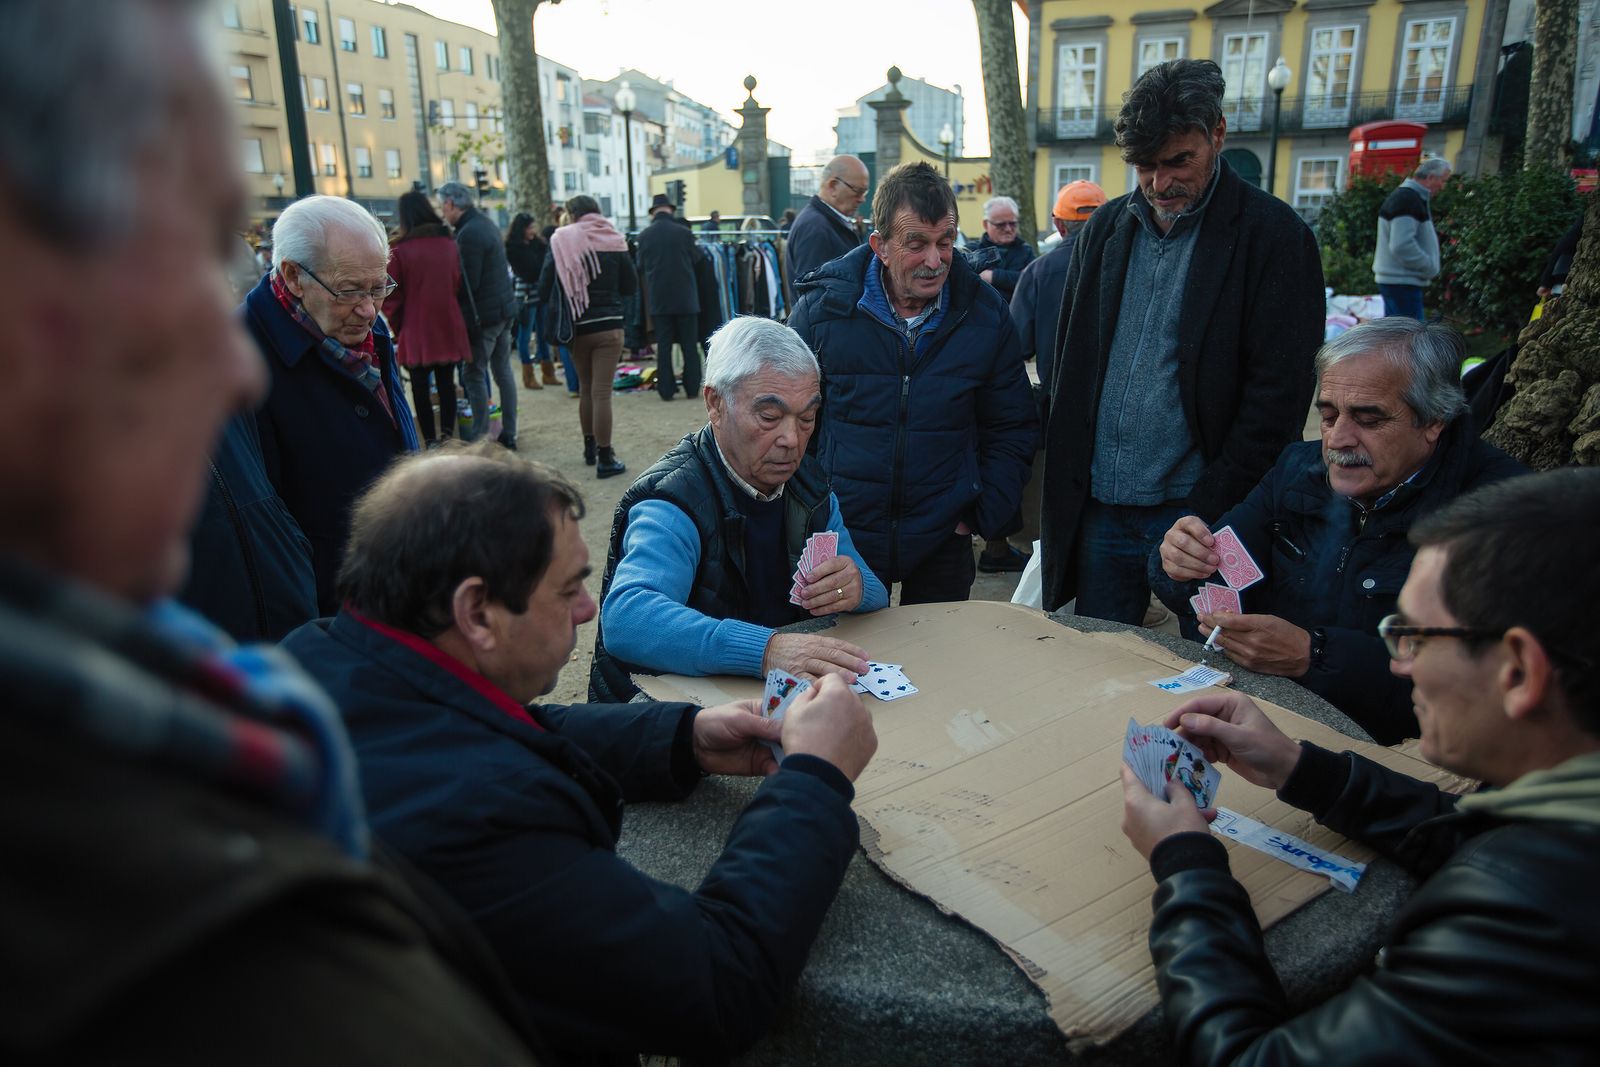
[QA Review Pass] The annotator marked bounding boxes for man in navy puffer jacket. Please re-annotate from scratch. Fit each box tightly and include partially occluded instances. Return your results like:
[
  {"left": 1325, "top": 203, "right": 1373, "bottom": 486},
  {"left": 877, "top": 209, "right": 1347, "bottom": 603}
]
[{"left": 788, "top": 162, "right": 1037, "bottom": 603}]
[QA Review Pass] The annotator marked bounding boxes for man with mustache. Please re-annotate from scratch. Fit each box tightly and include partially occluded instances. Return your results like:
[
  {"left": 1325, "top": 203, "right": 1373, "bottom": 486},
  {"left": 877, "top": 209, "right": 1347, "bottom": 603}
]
[
  {"left": 1040, "top": 59, "right": 1326, "bottom": 628},
  {"left": 1150, "top": 318, "right": 1524, "bottom": 742},
  {"left": 790, "top": 162, "right": 1037, "bottom": 603}
]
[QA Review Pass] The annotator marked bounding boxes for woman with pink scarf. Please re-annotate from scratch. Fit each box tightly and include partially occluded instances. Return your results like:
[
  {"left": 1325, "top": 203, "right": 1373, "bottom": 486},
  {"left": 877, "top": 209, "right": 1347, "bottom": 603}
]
[{"left": 537, "top": 195, "right": 637, "bottom": 478}]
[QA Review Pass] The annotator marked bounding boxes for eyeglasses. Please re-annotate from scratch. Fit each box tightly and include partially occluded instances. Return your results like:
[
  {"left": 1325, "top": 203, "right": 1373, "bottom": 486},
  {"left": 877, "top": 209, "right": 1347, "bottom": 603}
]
[
  {"left": 834, "top": 175, "right": 867, "bottom": 197},
  {"left": 988, "top": 220, "right": 1019, "bottom": 230},
  {"left": 296, "top": 263, "right": 398, "bottom": 306},
  {"left": 1377, "top": 614, "right": 1502, "bottom": 661}
]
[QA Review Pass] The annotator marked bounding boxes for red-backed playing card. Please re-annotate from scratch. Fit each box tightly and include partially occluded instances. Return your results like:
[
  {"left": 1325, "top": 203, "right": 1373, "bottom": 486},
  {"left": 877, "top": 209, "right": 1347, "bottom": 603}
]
[
  {"left": 1203, "top": 582, "right": 1241, "bottom": 614},
  {"left": 1210, "top": 525, "right": 1264, "bottom": 591}
]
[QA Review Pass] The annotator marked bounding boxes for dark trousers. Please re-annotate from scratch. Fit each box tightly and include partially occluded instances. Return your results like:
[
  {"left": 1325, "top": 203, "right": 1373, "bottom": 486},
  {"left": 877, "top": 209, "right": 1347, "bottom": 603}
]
[
  {"left": 654, "top": 313, "right": 702, "bottom": 398},
  {"left": 1073, "top": 499, "right": 1187, "bottom": 623},
  {"left": 897, "top": 531, "right": 977, "bottom": 606},
  {"left": 408, "top": 362, "right": 458, "bottom": 442},
  {"left": 1379, "top": 283, "right": 1425, "bottom": 321}
]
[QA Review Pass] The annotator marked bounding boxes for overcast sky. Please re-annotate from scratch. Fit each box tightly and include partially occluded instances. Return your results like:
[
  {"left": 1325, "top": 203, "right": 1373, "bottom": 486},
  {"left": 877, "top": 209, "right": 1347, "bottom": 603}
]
[{"left": 400, "top": 0, "right": 1029, "bottom": 162}]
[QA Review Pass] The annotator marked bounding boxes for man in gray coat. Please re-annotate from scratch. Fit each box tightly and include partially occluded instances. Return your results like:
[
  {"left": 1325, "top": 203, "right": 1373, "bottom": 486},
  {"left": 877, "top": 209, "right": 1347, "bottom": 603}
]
[
  {"left": 1371, "top": 157, "right": 1451, "bottom": 320},
  {"left": 635, "top": 194, "right": 703, "bottom": 401},
  {"left": 439, "top": 182, "right": 519, "bottom": 447}
]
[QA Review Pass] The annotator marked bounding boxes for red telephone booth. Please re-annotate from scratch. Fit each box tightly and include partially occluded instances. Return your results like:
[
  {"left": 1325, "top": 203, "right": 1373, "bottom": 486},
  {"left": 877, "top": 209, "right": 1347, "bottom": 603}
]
[{"left": 1348, "top": 121, "right": 1427, "bottom": 180}]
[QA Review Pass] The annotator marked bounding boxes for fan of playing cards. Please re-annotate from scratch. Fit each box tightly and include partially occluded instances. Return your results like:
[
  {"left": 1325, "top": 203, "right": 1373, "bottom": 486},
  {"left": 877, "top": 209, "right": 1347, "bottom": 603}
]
[
  {"left": 789, "top": 531, "right": 839, "bottom": 607},
  {"left": 1189, "top": 524, "right": 1262, "bottom": 618},
  {"left": 1123, "top": 717, "right": 1222, "bottom": 809}
]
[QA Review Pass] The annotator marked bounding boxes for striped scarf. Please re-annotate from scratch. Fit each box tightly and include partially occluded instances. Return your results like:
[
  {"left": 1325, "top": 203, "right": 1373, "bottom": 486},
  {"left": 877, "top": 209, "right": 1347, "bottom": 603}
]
[{"left": 271, "top": 269, "right": 420, "bottom": 451}]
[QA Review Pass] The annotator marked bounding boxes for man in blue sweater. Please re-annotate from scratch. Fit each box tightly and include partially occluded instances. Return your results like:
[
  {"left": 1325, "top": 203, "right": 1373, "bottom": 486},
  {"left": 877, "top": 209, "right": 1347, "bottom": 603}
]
[{"left": 592, "top": 316, "right": 888, "bottom": 702}]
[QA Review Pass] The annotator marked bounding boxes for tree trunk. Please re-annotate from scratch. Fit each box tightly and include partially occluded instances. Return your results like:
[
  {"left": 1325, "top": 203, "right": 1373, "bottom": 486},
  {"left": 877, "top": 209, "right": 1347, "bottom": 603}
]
[
  {"left": 1523, "top": 0, "right": 1578, "bottom": 171},
  {"left": 1484, "top": 195, "right": 1600, "bottom": 468},
  {"left": 489, "top": 0, "right": 558, "bottom": 225},
  {"left": 971, "top": 0, "right": 1036, "bottom": 244}
]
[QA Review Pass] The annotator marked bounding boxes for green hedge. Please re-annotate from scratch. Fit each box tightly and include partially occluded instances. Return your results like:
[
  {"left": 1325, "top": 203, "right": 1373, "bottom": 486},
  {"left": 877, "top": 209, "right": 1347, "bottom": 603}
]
[{"left": 1316, "top": 166, "right": 1585, "bottom": 342}]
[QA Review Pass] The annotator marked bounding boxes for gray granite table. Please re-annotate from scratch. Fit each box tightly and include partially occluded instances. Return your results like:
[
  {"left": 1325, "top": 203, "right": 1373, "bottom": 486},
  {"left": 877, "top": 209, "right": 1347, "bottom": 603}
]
[{"left": 617, "top": 611, "right": 1411, "bottom": 1065}]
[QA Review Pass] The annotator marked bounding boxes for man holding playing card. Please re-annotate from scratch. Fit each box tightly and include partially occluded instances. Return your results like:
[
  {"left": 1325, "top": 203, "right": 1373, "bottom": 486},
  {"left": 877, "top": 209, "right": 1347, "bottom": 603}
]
[
  {"left": 591, "top": 316, "right": 888, "bottom": 702},
  {"left": 1120, "top": 469, "right": 1600, "bottom": 1064},
  {"left": 1150, "top": 319, "right": 1524, "bottom": 742}
]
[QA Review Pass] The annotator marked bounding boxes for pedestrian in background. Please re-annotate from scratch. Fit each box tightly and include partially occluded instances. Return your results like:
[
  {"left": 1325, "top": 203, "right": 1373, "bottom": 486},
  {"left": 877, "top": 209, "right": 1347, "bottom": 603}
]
[
  {"left": 973, "top": 195, "right": 1034, "bottom": 303},
  {"left": 385, "top": 191, "right": 469, "bottom": 444},
  {"left": 1372, "top": 157, "right": 1451, "bottom": 320},
  {"left": 541, "top": 195, "right": 636, "bottom": 478},
  {"left": 543, "top": 223, "right": 582, "bottom": 397},
  {"left": 438, "top": 181, "right": 519, "bottom": 449},
  {"left": 506, "top": 212, "right": 559, "bottom": 391},
  {"left": 636, "top": 193, "right": 703, "bottom": 401}
]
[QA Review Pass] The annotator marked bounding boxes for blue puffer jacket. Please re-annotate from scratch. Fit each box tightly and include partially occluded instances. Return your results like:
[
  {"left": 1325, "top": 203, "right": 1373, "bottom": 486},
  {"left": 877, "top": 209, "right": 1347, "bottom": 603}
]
[{"left": 789, "top": 244, "right": 1037, "bottom": 584}]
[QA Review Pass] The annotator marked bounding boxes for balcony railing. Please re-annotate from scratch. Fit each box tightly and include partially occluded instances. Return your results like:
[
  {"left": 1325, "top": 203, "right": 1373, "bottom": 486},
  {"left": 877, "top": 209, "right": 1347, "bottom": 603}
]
[{"left": 1036, "top": 85, "right": 1472, "bottom": 143}]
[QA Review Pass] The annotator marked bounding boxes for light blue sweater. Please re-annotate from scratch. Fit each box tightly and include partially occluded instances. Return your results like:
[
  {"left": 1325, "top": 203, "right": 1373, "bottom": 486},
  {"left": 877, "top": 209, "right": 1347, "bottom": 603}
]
[{"left": 601, "top": 494, "right": 889, "bottom": 677}]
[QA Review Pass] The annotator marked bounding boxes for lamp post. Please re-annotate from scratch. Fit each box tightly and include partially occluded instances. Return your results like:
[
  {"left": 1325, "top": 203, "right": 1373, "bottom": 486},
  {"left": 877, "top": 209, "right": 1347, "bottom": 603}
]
[
  {"left": 615, "top": 80, "right": 638, "bottom": 233},
  {"left": 1265, "top": 57, "right": 1292, "bottom": 199},
  {"left": 271, "top": 171, "right": 286, "bottom": 206},
  {"left": 938, "top": 122, "right": 954, "bottom": 179}
]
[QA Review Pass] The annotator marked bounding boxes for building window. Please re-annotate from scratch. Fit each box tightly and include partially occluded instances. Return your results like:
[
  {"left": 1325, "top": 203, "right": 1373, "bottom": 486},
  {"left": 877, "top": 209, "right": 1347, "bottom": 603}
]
[
  {"left": 438, "top": 98, "right": 454, "bottom": 127},
  {"left": 1137, "top": 36, "right": 1183, "bottom": 78},
  {"left": 346, "top": 83, "right": 365, "bottom": 115},
  {"left": 1305, "top": 25, "right": 1359, "bottom": 127},
  {"left": 1054, "top": 162, "right": 1097, "bottom": 188},
  {"left": 371, "top": 25, "right": 387, "bottom": 58},
  {"left": 386, "top": 148, "right": 402, "bottom": 179},
  {"left": 379, "top": 87, "right": 396, "bottom": 120},
  {"left": 354, "top": 146, "right": 372, "bottom": 178},
  {"left": 465, "top": 101, "right": 478, "bottom": 130},
  {"left": 487, "top": 55, "right": 498, "bottom": 81},
  {"left": 556, "top": 73, "right": 570, "bottom": 102},
  {"left": 221, "top": 4, "right": 243, "bottom": 30},
  {"left": 319, "top": 143, "right": 337, "bottom": 177},
  {"left": 1054, "top": 42, "right": 1101, "bottom": 137},
  {"left": 1294, "top": 156, "right": 1343, "bottom": 214},
  {"left": 497, "top": 160, "right": 507, "bottom": 182},
  {"left": 599, "top": 195, "right": 613, "bottom": 217},
  {"left": 308, "top": 76, "right": 329, "bottom": 112},
  {"left": 564, "top": 171, "right": 580, "bottom": 193},
  {"left": 1396, "top": 17, "right": 1456, "bottom": 121},
  {"left": 457, "top": 46, "right": 473, "bottom": 74},
  {"left": 230, "top": 64, "right": 254, "bottom": 101},
  {"left": 434, "top": 40, "right": 448, "bottom": 70},
  {"left": 586, "top": 148, "right": 601, "bottom": 176},
  {"left": 338, "top": 17, "right": 356, "bottom": 52},
  {"left": 242, "top": 137, "right": 265, "bottom": 173},
  {"left": 301, "top": 8, "right": 319, "bottom": 44},
  {"left": 1220, "top": 31, "right": 1268, "bottom": 132}
]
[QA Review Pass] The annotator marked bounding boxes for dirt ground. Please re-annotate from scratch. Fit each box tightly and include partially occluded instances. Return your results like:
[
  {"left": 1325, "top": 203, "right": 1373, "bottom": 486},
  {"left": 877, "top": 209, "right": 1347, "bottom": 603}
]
[{"left": 509, "top": 355, "right": 1035, "bottom": 706}]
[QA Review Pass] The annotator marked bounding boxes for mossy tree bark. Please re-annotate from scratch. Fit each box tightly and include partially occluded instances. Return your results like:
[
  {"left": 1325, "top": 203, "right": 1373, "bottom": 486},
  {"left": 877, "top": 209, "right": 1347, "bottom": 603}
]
[
  {"left": 971, "top": 0, "right": 1037, "bottom": 243},
  {"left": 1523, "top": 0, "right": 1578, "bottom": 172},
  {"left": 489, "top": 0, "right": 559, "bottom": 226}
]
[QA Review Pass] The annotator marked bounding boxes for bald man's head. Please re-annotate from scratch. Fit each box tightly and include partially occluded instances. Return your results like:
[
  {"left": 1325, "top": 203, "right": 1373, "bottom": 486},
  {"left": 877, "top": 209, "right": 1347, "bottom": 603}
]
[
  {"left": 821, "top": 154, "right": 870, "bottom": 215},
  {"left": 337, "top": 441, "right": 585, "bottom": 636}
]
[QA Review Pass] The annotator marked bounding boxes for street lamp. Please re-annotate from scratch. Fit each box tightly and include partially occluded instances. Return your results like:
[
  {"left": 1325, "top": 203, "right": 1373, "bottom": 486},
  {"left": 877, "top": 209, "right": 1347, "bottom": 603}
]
[
  {"left": 938, "top": 122, "right": 954, "bottom": 179},
  {"left": 1265, "top": 56, "right": 1292, "bottom": 199},
  {"left": 272, "top": 172, "right": 286, "bottom": 204},
  {"left": 615, "top": 80, "right": 638, "bottom": 233}
]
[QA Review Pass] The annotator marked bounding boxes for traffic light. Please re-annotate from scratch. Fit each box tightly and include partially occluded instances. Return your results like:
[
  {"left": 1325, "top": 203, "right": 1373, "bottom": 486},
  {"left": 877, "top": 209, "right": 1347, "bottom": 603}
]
[
  {"left": 473, "top": 166, "right": 489, "bottom": 202},
  {"left": 665, "top": 179, "right": 685, "bottom": 209}
]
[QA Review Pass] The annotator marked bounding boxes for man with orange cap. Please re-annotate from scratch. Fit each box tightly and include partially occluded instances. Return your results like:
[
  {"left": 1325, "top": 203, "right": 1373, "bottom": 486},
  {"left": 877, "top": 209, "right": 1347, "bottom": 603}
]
[{"left": 1010, "top": 180, "right": 1106, "bottom": 390}]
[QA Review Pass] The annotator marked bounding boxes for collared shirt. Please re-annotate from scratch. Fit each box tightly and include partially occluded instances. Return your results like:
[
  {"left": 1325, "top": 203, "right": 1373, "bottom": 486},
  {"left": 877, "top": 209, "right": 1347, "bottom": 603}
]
[
  {"left": 872, "top": 258, "right": 947, "bottom": 346},
  {"left": 820, "top": 198, "right": 857, "bottom": 230},
  {"left": 714, "top": 434, "right": 784, "bottom": 502}
]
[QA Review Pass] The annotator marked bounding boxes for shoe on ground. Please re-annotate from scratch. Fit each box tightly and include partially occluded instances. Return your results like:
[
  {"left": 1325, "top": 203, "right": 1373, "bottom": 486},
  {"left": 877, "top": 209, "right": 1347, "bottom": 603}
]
[
  {"left": 541, "top": 363, "right": 560, "bottom": 386},
  {"left": 521, "top": 363, "right": 542, "bottom": 390},
  {"left": 496, "top": 435, "right": 518, "bottom": 452},
  {"left": 977, "top": 544, "right": 1030, "bottom": 573},
  {"left": 596, "top": 447, "right": 626, "bottom": 479},
  {"left": 583, "top": 435, "right": 597, "bottom": 466}
]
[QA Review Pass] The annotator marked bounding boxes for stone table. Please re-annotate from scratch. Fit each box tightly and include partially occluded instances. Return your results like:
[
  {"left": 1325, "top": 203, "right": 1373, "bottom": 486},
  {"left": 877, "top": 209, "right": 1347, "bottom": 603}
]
[{"left": 617, "top": 612, "right": 1408, "bottom": 1065}]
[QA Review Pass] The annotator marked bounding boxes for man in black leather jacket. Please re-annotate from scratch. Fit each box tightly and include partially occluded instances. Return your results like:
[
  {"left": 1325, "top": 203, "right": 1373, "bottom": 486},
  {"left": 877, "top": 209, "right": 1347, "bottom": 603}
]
[{"left": 1120, "top": 468, "right": 1600, "bottom": 1064}]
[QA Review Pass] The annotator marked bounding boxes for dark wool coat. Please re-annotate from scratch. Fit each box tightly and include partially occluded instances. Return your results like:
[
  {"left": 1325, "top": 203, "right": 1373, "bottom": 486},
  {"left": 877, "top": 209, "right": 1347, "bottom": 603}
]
[
  {"left": 1040, "top": 159, "right": 1326, "bottom": 612},
  {"left": 635, "top": 212, "right": 701, "bottom": 315}
]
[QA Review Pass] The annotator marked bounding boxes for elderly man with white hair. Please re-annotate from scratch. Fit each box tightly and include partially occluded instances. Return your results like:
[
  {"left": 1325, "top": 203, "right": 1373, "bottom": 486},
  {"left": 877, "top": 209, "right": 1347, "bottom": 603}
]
[
  {"left": 591, "top": 316, "right": 888, "bottom": 702},
  {"left": 247, "top": 194, "right": 419, "bottom": 615},
  {"left": 973, "top": 194, "right": 1034, "bottom": 300}
]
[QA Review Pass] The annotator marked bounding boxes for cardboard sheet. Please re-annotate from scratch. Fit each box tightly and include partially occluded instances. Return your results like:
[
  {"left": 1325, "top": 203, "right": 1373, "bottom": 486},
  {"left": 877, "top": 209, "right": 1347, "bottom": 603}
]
[{"left": 638, "top": 601, "right": 1468, "bottom": 1048}]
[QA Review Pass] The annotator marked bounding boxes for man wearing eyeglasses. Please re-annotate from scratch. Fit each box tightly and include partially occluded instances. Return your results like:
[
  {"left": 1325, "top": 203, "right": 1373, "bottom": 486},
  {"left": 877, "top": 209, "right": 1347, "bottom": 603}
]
[
  {"left": 247, "top": 195, "right": 419, "bottom": 615},
  {"left": 1120, "top": 467, "right": 1600, "bottom": 1064},
  {"left": 1149, "top": 318, "right": 1524, "bottom": 743},
  {"left": 786, "top": 154, "right": 868, "bottom": 285},
  {"left": 972, "top": 196, "right": 1034, "bottom": 302}
]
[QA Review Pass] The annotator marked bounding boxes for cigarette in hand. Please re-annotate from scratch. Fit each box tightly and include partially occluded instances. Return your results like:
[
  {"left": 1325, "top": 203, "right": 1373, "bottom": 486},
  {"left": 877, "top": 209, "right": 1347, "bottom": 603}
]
[{"left": 1202, "top": 625, "right": 1223, "bottom": 653}]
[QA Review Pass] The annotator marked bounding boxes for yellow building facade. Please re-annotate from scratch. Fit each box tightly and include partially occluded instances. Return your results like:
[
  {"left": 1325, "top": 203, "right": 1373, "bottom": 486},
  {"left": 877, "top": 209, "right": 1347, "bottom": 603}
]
[
  {"left": 1025, "top": 0, "right": 1488, "bottom": 225},
  {"left": 223, "top": 0, "right": 507, "bottom": 220}
]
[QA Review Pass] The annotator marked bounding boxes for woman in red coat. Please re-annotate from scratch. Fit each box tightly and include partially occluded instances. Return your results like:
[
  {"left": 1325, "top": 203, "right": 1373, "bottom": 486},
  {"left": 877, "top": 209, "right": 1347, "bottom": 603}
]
[{"left": 384, "top": 192, "right": 470, "bottom": 442}]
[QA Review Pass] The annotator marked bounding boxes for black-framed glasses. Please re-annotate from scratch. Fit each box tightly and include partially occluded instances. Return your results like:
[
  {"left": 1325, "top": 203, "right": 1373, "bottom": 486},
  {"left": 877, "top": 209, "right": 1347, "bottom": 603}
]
[
  {"left": 296, "top": 263, "right": 398, "bottom": 306},
  {"left": 834, "top": 175, "right": 867, "bottom": 196},
  {"left": 1377, "top": 614, "right": 1502, "bottom": 661},
  {"left": 988, "top": 219, "right": 1019, "bottom": 230}
]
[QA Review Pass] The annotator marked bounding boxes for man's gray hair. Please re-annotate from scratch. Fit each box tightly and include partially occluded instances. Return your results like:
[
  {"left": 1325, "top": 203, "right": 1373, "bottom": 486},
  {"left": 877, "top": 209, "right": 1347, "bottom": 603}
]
[
  {"left": 0, "top": 0, "right": 206, "bottom": 248},
  {"left": 704, "top": 317, "right": 820, "bottom": 396},
  {"left": 1415, "top": 157, "right": 1453, "bottom": 181},
  {"left": 271, "top": 195, "right": 390, "bottom": 273},
  {"left": 983, "top": 196, "right": 1019, "bottom": 221},
  {"left": 437, "top": 181, "right": 475, "bottom": 209},
  {"left": 1315, "top": 317, "right": 1468, "bottom": 426}
]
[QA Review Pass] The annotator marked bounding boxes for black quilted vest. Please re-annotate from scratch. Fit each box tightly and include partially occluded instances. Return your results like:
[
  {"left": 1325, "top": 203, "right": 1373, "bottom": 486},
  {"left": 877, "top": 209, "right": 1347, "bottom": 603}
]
[{"left": 589, "top": 424, "right": 831, "bottom": 702}]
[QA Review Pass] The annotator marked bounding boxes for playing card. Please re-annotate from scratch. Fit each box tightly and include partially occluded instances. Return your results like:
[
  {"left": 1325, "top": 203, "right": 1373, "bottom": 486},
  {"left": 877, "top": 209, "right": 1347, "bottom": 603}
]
[
  {"left": 1188, "top": 592, "right": 1206, "bottom": 616},
  {"left": 761, "top": 668, "right": 812, "bottom": 761},
  {"left": 1123, "top": 717, "right": 1221, "bottom": 808},
  {"left": 866, "top": 665, "right": 918, "bottom": 701},
  {"left": 1210, "top": 525, "right": 1264, "bottom": 591},
  {"left": 1202, "top": 582, "right": 1241, "bottom": 615},
  {"left": 808, "top": 531, "right": 838, "bottom": 567},
  {"left": 850, "top": 661, "right": 903, "bottom": 694}
]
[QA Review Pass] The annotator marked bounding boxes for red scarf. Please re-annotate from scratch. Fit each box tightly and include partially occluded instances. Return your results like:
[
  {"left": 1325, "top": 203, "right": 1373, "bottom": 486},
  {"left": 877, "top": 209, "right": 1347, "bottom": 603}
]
[{"left": 271, "top": 269, "right": 396, "bottom": 427}]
